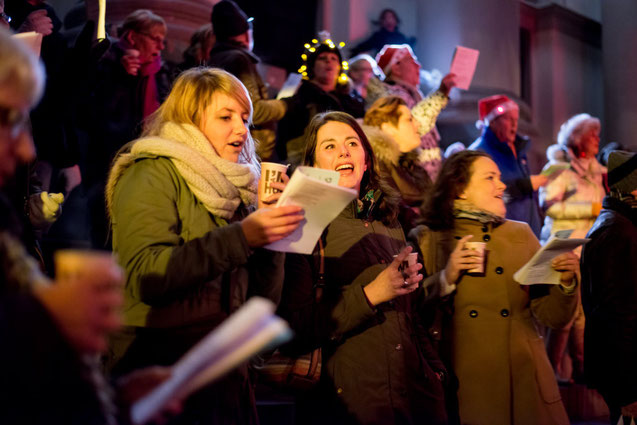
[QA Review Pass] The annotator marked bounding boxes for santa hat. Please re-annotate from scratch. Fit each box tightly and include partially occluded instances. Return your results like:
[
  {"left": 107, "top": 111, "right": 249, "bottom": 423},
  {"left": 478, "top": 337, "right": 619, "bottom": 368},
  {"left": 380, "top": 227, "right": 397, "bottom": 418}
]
[
  {"left": 375, "top": 44, "right": 414, "bottom": 76},
  {"left": 475, "top": 94, "right": 519, "bottom": 129}
]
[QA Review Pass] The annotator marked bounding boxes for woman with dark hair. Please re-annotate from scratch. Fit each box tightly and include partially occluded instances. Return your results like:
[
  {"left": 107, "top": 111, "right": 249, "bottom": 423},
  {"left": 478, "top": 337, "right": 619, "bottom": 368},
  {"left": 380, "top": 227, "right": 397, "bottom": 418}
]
[
  {"left": 277, "top": 37, "right": 364, "bottom": 165},
  {"left": 411, "top": 150, "right": 579, "bottom": 425},
  {"left": 278, "top": 111, "right": 449, "bottom": 425}
]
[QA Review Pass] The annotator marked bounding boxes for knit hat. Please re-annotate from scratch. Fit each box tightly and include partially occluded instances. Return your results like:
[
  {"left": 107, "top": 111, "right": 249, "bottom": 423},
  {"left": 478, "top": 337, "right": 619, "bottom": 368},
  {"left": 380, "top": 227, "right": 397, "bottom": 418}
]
[
  {"left": 608, "top": 150, "right": 637, "bottom": 194},
  {"left": 475, "top": 94, "right": 519, "bottom": 129},
  {"left": 299, "top": 32, "right": 348, "bottom": 83},
  {"left": 211, "top": 0, "right": 252, "bottom": 41},
  {"left": 375, "top": 44, "right": 414, "bottom": 76},
  {"left": 556, "top": 113, "right": 600, "bottom": 148}
]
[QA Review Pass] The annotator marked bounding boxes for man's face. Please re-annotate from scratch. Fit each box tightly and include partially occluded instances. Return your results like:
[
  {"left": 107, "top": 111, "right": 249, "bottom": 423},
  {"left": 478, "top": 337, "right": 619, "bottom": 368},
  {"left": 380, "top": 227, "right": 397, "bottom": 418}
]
[
  {"left": 490, "top": 109, "right": 519, "bottom": 145},
  {"left": 0, "top": 83, "right": 35, "bottom": 187},
  {"left": 391, "top": 52, "right": 420, "bottom": 87}
]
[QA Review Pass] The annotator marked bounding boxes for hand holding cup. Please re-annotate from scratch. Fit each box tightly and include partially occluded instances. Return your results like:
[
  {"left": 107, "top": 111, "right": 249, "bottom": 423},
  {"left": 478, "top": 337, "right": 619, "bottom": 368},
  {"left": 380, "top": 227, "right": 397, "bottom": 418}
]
[
  {"left": 443, "top": 235, "right": 485, "bottom": 284},
  {"left": 258, "top": 162, "right": 289, "bottom": 209},
  {"left": 363, "top": 246, "right": 423, "bottom": 306}
]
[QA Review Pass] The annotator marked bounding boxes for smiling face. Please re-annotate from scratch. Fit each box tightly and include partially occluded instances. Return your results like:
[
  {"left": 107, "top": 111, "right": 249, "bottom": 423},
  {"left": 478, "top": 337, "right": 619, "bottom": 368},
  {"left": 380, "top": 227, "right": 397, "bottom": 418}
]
[
  {"left": 199, "top": 92, "right": 250, "bottom": 162},
  {"left": 490, "top": 108, "right": 519, "bottom": 145},
  {"left": 381, "top": 105, "right": 421, "bottom": 152},
  {"left": 129, "top": 23, "right": 166, "bottom": 64},
  {"left": 460, "top": 156, "right": 507, "bottom": 217},
  {"left": 314, "top": 121, "right": 368, "bottom": 193},
  {"left": 312, "top": 52, "right": 341, "bottom": 86}
]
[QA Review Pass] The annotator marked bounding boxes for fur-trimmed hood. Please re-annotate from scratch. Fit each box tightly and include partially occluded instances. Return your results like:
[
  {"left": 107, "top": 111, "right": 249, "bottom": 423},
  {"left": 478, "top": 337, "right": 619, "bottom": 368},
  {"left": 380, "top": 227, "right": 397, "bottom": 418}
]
[{"left": 362, "top": 124, "right": 402, "bottom": 166}]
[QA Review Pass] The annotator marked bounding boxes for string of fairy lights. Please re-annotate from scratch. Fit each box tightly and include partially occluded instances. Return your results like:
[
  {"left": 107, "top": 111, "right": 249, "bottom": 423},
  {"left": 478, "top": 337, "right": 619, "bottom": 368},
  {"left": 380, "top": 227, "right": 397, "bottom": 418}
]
[{"left": 298, "top": 37, "right": 350, "bottom": 84}]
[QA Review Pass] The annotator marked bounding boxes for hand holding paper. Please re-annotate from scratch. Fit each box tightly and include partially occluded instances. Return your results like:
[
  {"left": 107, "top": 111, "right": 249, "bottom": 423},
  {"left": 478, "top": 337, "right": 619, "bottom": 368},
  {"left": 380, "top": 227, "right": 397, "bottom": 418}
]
[
  {"left": 266, "top": 167, "right": 357, "bottom": 254},
  {"left": 514, "top": 230, "right": 588, "bottom": 285}
]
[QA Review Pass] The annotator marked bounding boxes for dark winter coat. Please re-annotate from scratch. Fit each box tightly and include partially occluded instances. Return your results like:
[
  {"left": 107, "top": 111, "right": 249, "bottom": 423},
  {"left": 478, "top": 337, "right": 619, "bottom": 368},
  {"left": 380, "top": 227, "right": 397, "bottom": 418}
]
[
  {"left": 581, "top": 195, "right": 637, "bottom": 408},
  {"left": 278, "top": 202, "right": 448, "bottom": 425},
  {"left": 276, "top": 80, "right": 365, "bottom": 164},
  {"left": 84, "top": 43, "right": 173, "bottom": 185},
  {"left": 469, "top": 127, "right": 543, "bottom": 237}
]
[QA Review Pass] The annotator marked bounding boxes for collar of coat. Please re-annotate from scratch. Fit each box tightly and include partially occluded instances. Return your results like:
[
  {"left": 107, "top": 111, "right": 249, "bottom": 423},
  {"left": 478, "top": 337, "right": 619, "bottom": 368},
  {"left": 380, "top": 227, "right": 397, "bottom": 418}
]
[
  {"left": 209, "top": 41, "right": 260, "bottom": 64},
  {"left": 481, "top": 126, "right": 530, "bottom": 157}
]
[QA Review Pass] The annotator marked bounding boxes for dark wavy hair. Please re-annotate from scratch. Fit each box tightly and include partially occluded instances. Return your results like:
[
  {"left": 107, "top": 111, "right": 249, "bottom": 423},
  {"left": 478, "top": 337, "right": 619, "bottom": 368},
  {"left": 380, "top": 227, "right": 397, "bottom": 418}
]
[
  {"left": 303, "top": 111, "right": 400, "bottom": 224},
  {"left": 419, "top": 150, "right": 491, "bottom": 230}
]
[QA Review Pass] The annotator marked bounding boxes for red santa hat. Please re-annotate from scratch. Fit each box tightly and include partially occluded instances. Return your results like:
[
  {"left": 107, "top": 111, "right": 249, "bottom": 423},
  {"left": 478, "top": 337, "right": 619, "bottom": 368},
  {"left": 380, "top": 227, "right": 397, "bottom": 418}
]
[
  {"left": 375, "top": 44, "right": 414, "bottom": 76},
  {"left": 475, "top": 94, "right": 519, "bottom": 129}
]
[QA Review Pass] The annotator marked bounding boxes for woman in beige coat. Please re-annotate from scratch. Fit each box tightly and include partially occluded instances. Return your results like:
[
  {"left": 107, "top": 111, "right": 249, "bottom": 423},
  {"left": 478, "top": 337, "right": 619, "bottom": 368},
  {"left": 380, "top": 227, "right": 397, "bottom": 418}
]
[{"left": 411, "top": 150, "right": 579, "bottom": 425}]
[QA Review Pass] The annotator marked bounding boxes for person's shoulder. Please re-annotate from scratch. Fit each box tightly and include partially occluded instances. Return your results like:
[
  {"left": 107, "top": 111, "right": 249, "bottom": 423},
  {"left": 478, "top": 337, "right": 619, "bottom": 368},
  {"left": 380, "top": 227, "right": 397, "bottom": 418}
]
[{"left": 498, "top": 219, "right": 537, "bottom": 242}]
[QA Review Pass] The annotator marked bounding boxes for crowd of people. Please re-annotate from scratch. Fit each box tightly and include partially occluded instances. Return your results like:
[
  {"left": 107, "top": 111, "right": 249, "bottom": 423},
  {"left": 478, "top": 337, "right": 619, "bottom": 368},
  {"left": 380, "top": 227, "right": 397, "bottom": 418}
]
[{"left": 1, "top": 1, "right": 636, "bottom": 424}]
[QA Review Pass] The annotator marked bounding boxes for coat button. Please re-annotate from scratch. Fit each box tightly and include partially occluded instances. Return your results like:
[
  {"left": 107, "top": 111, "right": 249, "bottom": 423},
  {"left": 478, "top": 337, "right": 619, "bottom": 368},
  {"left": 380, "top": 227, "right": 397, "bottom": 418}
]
[
  {"left": 483, "top": 234, "right": 491, "bottom": 242},
  {"left": 482, "top": 226, "right": 489, "bottom": 232},
  {"left": 500, "top": 309, "right": 510, "bottom": 317},
  {"left": 336, "top": 387, "right": 344, "bottom": 395},
  {"left": 395, "top": 343, "right": 403, "bottom": 351},
  {"left": 469, "top": 310, "right": 478, "bottom": 318},
  {"left": 454, "top": 235, "right": 461, "bottom": 240},
  {"left": 495, "top": 266, "right": 503, "bottom": 274}
]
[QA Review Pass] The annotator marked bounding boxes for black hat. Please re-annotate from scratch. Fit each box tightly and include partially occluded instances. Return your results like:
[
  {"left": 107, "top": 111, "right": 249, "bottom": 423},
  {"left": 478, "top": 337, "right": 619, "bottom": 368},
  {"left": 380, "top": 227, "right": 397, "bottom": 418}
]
[
  {"left": 211, "top": 0, "right": 252, "bottom": 41},
  {"left": 305, "top": 40, "right": 344, "bottom": 80},
  {"left": 608, "top": 150, "right": 637, "bottom": 194}
]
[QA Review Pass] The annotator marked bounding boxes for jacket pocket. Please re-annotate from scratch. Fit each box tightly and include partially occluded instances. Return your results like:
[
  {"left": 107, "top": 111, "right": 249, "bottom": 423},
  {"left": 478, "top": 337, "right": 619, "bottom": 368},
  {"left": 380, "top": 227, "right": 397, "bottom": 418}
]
[{"left": 528, "top": 337, "right": 562, "bottom": 403}]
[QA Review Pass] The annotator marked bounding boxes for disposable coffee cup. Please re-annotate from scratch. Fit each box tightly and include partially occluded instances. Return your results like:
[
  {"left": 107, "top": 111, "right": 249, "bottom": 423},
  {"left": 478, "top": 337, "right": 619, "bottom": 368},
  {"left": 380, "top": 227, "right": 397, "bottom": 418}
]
[
  {"left": 54, "top": 249, "right": 119, "bottom": 283},
  {"left": 259, "top": 162, "right": 288, "bottom": 200},
  {"left": 464, "top": 242, "right": 486, "bottom": 274},
  {"left": 394, "top": 252, "right": 418, "bottom": 273}
]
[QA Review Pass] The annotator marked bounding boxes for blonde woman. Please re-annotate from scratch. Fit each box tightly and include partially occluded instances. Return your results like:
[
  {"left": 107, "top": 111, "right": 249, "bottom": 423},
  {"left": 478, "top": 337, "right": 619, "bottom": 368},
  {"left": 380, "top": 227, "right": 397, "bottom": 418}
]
[{"left": 106, "top": 68, "right": 304, "bottom": 424}]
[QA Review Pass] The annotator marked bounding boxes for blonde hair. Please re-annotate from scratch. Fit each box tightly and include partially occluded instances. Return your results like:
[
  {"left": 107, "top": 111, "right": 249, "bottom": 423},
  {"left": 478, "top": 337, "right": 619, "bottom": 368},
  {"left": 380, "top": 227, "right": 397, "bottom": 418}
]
[
  {"left": 142, "top": 67, "right": 256, "bottom": 161},
  {"left": 0, "top": 27, "right": 45, "bottom": 106}
]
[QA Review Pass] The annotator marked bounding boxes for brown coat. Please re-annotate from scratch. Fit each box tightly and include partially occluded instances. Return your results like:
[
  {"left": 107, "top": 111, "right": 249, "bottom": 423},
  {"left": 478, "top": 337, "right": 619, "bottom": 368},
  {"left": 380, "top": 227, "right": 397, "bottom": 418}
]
[{"left": 413, "top": 218, "right": 576, "bottom": 425}]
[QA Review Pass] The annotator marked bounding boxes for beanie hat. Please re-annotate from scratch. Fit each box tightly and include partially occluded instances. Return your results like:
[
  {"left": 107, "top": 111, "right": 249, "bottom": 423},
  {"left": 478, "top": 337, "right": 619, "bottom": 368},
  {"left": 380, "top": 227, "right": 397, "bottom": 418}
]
[
  {"left": 375, "top": 44, "right": 414, "bottom": 76},
  {"left": 211, "top": 0, "right": 252, "bottom": 41},
  {"left": 475, "top": 94, "right": 519, "bottom": 129},
  {"left": 306, "top": 43, "right": 343, "bottom": 79},
  {"left": 608, "top": 150, "right": 637, "bottom": 194},
  {"left": 299, "top": 32, "right": 348, "bottom": 83}
]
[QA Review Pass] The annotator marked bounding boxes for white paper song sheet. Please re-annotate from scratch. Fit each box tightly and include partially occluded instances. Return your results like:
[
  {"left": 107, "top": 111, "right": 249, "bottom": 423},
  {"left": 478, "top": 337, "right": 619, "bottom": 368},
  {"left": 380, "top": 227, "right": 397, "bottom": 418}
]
[
  {"left": 131, "top": 298, "right": 291, "bottom": 425},
  {"left": 266, "top": 166, "right": 357, "bottom": 254},
  {"left": 449, "top": 46, "right": 480, "bottom": 90},
  {"left": 276, "top": 72, "right": 303, "bottom": 99},
  {"left": 513, "top": 230, "right": 589, "bottom": 285},
  {"left": 12, "top": 32, "right": 43, "bottom": 57}
]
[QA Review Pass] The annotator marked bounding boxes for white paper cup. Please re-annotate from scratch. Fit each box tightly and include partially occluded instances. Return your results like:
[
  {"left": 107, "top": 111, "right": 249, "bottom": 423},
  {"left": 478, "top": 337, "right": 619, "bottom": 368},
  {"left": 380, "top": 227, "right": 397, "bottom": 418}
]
[
  {"left": 394, "top": 252, "right": 418, "bottom": 273},
  {"left": 465, "top": 241, "right": 486, "bottom": 274},
  {"left": 54, "top": 249, "right": 118, "bottom": 283},
  {"left": 259, "top": 162, "right": 288, "bottom": 200}
]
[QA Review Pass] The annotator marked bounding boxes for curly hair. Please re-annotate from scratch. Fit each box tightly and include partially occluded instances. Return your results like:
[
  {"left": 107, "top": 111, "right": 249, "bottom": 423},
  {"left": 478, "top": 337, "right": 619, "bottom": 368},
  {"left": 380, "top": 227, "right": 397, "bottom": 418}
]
[
  {"left": 419, "top": 150, "right": 491, "bottom": 230},
  {"left": 303, "top": 111, "right": 400, "bottom": 224}
]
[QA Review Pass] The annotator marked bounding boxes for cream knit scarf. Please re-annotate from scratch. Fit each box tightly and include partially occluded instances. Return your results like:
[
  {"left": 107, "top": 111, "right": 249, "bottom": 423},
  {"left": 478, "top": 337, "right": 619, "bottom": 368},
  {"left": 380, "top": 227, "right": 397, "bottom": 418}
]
[{"left": 107, "top": 122, "right": 259, "bottom": 219}]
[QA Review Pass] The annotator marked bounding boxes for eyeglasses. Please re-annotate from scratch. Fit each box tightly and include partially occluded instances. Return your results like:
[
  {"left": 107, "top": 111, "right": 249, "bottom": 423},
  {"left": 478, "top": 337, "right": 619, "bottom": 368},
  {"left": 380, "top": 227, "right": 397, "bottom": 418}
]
[
  {"left": 137, "top": 31, "right": 165, "bottom": 47},
  {"left": 0, "top": 105, "right": 30, "bottom": 138},
  {"left": 0, "top": 12, "right": 11, "bottom": 24}
]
